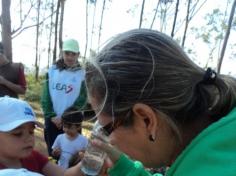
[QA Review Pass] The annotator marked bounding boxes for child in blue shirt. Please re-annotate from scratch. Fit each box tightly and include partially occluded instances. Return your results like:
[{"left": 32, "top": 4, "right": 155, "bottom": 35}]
[{"left": 52, "top": 106, "right": 88, "bottom": 169}]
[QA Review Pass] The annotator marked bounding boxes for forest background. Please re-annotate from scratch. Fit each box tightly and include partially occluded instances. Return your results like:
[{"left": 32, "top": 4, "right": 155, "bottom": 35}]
[{"left": 0, "top": 0, "right": 236, "bottom": 154}]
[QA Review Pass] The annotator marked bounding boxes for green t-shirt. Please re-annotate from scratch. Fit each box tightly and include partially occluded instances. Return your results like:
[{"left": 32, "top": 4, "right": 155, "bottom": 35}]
[{"left": 109, "top": 107, "right": 236, "bottom": 176}]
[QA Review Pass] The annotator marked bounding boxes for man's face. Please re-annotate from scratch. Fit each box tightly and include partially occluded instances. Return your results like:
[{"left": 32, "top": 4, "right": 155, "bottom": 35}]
[{"left": 63, "top": 51, "right": 79, "bottom": 67}]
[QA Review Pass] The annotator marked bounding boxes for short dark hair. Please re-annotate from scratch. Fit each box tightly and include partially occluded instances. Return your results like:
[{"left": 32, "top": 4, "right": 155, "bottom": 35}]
[{"left": 62, "top": 106, "right": 84, "bottom": 124}]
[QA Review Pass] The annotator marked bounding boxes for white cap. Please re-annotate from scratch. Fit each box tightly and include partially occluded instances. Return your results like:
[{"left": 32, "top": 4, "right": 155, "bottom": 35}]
[
  {"left": 0, "top": 96, "right": 43, "bottom": 132},
  {"left": 0, "top": 169, "right": 44, "bottom": 176}
]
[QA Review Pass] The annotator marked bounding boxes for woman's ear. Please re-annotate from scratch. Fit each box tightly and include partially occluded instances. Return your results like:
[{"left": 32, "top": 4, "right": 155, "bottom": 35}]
[{"left": 132, "top": 103, "right": 158, "bottom": 141}]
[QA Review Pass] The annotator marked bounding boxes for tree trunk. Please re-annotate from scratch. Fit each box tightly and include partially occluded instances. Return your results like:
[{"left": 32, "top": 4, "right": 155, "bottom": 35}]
[
  {"left": 53, "top": 0, "right": 60, "bottom": 62},
  {"left": 171, "top": 0, "right": 180, "bottom": 37},
  {"left": 48, "top": 0, "right": 55, "bottom": 68},
  {"left": 181, "top": 0, "right": 191, "bottom": 47},
  {"left": 160, "top": 3, "right": 168, "bottom": 32},
  {"left": 217, "top": 0, "right": 236, "bottom": 73},
  {"left": 139, "top": 0, "right": 146, "bottom": 29},
  {"left": 150, "top": 0, "right": 160, "bottom": 29},
  {"left": 84, "top": 0, "right": 89, "bottom": 60},
  {"left": 1, "top": 0, "right": 12, "bottom": 61},
  {"left": 59, "top": 0, "right": 65, "bottom": 51},
  {"left": 98, "top": 0, "right": 106, "bottom": 49},
  {"left": 90, "top": 0, "right": 97, "bottom": 51},
  {"left": 35, "top": 0, "right": 41, "bottom": 81}
]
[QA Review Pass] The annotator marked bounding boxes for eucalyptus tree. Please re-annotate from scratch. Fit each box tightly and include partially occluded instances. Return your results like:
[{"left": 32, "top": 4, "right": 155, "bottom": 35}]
[
  {"left": 84, "top": 0, "right": 89, "bottom": 59},
  {"left": 52, "top": 0, "right": 60, "bottom": 62},
  {"left": 1, "top": 0, "right": 56, "bottom": 68},
  {"left": 217, "top": 0, "right": 236, "bottom": 73},
  {"left": 89, "top": 0, "right": 97, "bottom": 52},
  {"left": 139, "top": 0, "right": 146, "bottom": 28},
  {"left": 98, "top": 0, "right": 106, "bottom": 48},
  {"left": 35, "top": 0, "right": 41, "bottom": 81},
  {"left": 181, "top": 0, "right": 207, "bottom": 47},
  {"left": 1, "top": 0, "right": 12, "bottom": 61},
  {"left": 171, "top": 0, "right": 179, "bottom": 37},
  {"left": 47, "top": 0, "right": 56, "bottom": 68},
  {"left": 191, "top": 0, "right": 236, "bottom": 71}
]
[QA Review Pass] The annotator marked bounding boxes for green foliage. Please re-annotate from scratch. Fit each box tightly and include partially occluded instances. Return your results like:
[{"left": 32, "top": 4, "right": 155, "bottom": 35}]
[{"left": 24, "top": 74, "right": 45, "bottom": 102}]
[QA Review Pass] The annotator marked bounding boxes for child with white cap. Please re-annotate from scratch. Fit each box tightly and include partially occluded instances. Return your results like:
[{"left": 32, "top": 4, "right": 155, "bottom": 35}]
[{"left": 0, "top": 96, "right": 87, "bottom": 176}]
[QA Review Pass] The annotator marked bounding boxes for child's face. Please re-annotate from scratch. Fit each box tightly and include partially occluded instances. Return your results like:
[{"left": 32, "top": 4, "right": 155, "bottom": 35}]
[
  {"left": 0, "top": 122, "right": 35, "bottom": 159},
  {"left": 63, "top": 123, "right": 81, "bottom": 137}
]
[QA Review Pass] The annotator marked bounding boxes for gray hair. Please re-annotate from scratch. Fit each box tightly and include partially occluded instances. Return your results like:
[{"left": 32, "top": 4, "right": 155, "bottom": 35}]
[{"left": 85, "top": 29, "right": 236, "bottom": 128}]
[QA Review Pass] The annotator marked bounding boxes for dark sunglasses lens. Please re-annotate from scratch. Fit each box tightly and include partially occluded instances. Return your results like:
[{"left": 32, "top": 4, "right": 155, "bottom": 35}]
[{"left": 102, "top": 122, "right": 114, "bottom": 135}]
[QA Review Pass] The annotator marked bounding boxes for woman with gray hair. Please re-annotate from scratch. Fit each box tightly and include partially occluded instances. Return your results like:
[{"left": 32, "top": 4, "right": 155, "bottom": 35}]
[{"left": 72, "top": 29, "right": 236, "bottom": 176}]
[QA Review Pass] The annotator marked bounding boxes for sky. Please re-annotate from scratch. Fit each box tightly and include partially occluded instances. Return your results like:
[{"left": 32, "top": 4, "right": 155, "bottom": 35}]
[{"left": 1, "top": 0, "right": 236, "bottom": 75}]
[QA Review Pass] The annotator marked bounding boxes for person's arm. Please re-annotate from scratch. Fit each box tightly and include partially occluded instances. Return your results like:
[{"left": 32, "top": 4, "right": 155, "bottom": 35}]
[
  {"left": 51, "top": 136, "right": 61, "bottom": 157},
  {"left": 0, "top": 63, "right": 26, "bottom": 94},
  {"left": 64, "top": 162, "right": 85, "bottom": 176},
  {"left": 0, "top": 75, "right": 25, "bottom": 94},
  {"left": 17, "top": 64, "right": 27, "bottom": 93},
  {"left": 0, "top": 62, "right": 26, "bottom": 95},
  {"left": 0, "top": 64, "right": 26, "bottom": 95},
  {"left": 91, "top": 139, "right": 162, "bottom": 176},
  {"left": 42, "top": 161, "right": 65, "bottom": 176},
  {"left": 40, "top": 73, "right": 56, "bottom": 119}
]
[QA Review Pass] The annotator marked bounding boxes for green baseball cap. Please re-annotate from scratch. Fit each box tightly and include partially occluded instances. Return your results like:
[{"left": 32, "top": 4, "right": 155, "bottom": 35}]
[{"left": 62, "top": 39, "right": 80, "bottom": 53}]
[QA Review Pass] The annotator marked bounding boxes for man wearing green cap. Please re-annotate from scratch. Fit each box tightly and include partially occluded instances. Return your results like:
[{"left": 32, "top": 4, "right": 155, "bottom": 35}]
[{"left": 41, "top": 39, "right": 87, "bottom": 157}]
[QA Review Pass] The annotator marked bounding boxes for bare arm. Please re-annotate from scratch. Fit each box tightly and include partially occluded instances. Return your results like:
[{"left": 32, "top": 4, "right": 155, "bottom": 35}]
[
  {"left": 64, "top": 162, "right": 85, "bottom": 176},
  {"left": 43, "top": 162, "right": 84, "bottom": 176},
  {"left": 0, "top": 75, "right": 26, "bottom": 94},
  {"left": 43, "top": 160, "right": 85, "bottom": 176},
  {"left": 42, "top": 161, "right": 65, "bottom": 176}
]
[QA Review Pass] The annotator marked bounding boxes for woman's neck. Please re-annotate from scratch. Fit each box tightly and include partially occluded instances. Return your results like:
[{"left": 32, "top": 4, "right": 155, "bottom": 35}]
[{"left": 171, "top": 114, "right": 214, "bottom": 164}]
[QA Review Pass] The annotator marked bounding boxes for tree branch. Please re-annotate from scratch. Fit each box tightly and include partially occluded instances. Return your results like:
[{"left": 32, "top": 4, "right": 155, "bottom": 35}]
[
  {"left": 12, "top": 10, "right": 56, "bottom": 39},
  {"left": 12, "top": 3, "right": 34, "bottom": 35}
]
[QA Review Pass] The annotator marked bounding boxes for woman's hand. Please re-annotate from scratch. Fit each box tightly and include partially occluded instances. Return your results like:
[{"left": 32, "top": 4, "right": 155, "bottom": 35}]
[
  {"left": 98, "top": 157, "right": 114, "bottom": 176},
  {"left": 91, "top": 139, "right": 122, "bottom": 165}
]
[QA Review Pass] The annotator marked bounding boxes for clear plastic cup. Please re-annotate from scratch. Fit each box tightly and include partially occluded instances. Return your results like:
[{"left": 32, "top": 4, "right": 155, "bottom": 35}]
[{"left": 80, "top": 121, "right": 108, "bottom": 176}]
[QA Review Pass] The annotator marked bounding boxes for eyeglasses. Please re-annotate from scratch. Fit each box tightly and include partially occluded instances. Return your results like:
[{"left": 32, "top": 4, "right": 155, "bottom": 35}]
[
  {"left": 101, "top": 110, "right": 133, "bottom": 135},
  {"left": 64, "top": 51, "right": 77, "bottom": 56},
  {"left": 102, "top": 121, "right": 116, "bottom": 136}
]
